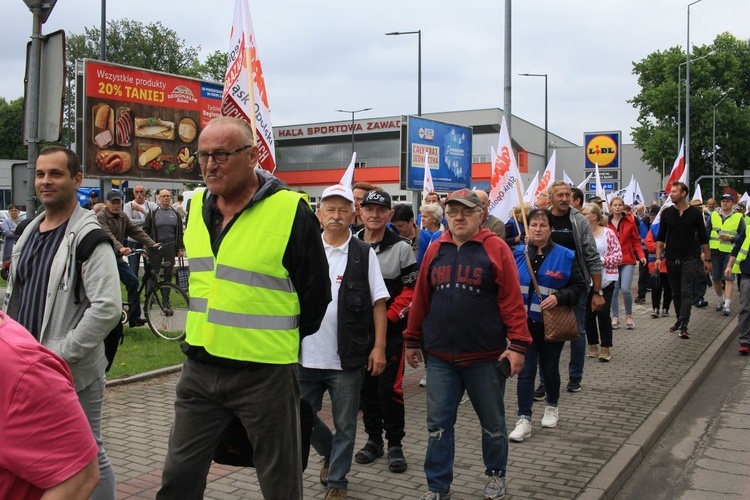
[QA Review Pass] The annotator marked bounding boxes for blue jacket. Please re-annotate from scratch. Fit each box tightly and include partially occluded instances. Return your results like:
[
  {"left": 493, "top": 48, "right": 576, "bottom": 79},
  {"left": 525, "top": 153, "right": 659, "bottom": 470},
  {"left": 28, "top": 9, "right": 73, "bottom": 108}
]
[{"left": 514, "top": 242, "right": 586, "bottom": 323}]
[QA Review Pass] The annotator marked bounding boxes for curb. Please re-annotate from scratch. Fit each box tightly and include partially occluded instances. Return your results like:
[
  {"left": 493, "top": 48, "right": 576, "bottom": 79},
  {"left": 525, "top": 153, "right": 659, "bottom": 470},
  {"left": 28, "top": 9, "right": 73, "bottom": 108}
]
[
  {"left": 107, "top": 364, "right": 182, "bottom": 387},
  {"left": 578, "top": 316, "right": 738, "bottom": 500}
]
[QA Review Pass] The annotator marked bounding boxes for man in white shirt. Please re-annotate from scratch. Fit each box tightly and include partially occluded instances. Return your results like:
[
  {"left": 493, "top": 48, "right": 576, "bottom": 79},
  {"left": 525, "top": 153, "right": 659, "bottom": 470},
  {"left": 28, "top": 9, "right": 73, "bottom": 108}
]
[
  {"left": 299, "top": 184, "right": 389, "bottom": 500},
  {"left": 123, "top": 184, "right": 158, "bottom": 275}
]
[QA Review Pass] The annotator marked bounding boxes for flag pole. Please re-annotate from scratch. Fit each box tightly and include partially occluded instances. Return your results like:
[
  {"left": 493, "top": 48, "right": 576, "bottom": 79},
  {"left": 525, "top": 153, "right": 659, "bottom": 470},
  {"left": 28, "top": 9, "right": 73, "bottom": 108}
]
[{"left": 245, "top": 45, "right": 258, "bottom": 146}]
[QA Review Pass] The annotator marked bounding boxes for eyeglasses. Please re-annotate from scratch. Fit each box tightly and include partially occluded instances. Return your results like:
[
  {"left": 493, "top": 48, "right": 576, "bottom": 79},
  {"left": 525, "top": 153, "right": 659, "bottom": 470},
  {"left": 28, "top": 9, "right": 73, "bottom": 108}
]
[
  {"left": 196, "top": 145, "right": 252, "bottom": 165},
  {"left": 445, "top": 207, "right": 480, "bottom": 217}
]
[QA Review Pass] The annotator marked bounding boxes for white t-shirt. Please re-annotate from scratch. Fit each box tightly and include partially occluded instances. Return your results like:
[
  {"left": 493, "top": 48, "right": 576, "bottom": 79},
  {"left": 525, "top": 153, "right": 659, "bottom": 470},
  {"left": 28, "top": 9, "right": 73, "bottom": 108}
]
[{"left": 299, "top": 232, "right": 390, "bottom": 370}]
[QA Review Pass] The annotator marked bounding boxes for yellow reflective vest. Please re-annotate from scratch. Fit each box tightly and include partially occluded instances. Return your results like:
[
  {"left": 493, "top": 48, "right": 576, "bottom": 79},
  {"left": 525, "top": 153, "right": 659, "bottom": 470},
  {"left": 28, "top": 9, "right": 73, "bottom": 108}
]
[
  {"left": 709, "top": 211, "right": 742, "bottom": 253},
  {"left": 184, "top": 189, "right": 303, "bottom": 363}
]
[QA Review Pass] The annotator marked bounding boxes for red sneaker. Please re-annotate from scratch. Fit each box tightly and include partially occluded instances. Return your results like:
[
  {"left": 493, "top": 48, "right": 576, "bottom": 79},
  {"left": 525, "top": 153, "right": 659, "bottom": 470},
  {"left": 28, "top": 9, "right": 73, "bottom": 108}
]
[{"left": 739, "top": 344, "right": 750, "bottom": 356}]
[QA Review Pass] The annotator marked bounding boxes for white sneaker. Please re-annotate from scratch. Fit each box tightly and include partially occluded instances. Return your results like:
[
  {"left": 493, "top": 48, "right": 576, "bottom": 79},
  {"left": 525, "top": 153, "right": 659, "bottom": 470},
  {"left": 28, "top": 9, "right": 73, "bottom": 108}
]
[
  {"left": 419, "top": 375, "right": 427, "bottom": 387},
  {"left": 508, "top": 417, "right": 532, "bottom": 442},
  {"left": 541, "top": 405, "right": 559, "bottom": 428}
]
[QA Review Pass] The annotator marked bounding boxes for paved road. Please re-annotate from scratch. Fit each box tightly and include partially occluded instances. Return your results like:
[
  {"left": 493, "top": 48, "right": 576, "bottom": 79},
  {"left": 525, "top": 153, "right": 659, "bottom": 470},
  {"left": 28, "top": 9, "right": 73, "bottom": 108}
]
[
  {"left": 615, "top": 330, "right": 750, "bottom": 499},
  {"left": 104, "top": 298, "right": 739, "bottom": 499}
]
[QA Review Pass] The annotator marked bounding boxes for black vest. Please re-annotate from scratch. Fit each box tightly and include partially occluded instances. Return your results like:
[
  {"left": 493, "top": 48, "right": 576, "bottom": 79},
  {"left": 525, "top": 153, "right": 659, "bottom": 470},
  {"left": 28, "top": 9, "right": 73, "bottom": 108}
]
[{"left": 337, "top": 237, "right": 374, "bottom": 369}]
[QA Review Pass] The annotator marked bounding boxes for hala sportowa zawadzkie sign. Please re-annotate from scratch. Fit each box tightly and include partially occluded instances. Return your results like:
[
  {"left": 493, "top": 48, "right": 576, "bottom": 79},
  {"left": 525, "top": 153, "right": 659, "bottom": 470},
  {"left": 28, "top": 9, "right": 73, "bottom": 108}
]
[{"left": 82, "top": 59, "right": 224, "bottom": 181}]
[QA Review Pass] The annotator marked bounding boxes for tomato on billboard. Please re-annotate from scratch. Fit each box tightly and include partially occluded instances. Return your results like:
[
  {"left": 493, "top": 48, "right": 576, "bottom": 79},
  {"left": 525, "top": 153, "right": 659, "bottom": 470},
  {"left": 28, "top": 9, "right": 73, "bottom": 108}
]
[{"left": 82, "top": 59, "right": 223, "bottom": 181}]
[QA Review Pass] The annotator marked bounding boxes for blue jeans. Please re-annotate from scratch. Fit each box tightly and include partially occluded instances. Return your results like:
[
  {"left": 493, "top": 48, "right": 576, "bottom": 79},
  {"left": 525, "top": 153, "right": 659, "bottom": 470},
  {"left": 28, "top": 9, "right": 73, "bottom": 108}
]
[
  {"left": 298, "top": 366, "right": 365, "bottom": 490},
  {"left": 127, "top": 240, "right": 143, "bottom": 276},
  {"left": 117, "top": 261, "right": 141, "bottom": 320},
  {"left": 78, "top": 375, "right": 116, "bottom": 500},
  {"left": 611, "top": 264, "right": 635, "bottom": 318},
  {"left": 424, "top": 355, "right": 507, "bottom": 494},
  {"left": 517, "top": 322, "right": 565, "bottom": 418}
]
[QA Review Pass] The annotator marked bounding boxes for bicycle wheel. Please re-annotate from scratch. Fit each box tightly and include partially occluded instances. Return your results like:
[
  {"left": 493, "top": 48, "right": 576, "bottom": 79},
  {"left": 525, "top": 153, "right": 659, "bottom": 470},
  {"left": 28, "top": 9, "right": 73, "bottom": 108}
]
[{"left": 145, "top": 281, "right": 188, "bottom": 341}]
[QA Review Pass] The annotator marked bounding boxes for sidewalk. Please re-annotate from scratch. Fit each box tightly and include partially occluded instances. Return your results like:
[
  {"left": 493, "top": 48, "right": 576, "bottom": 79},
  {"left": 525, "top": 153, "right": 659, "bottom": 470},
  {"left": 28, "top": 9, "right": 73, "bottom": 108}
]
[{"left": 103, "top": 299, "right": 739, "bottom": 499}]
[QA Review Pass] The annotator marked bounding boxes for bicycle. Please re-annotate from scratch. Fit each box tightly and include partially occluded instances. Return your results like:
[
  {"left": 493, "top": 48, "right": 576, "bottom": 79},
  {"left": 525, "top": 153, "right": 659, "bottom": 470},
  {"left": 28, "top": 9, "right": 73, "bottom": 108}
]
[{"left": 123, "top": 247, "right": 189, "bottom": 341}]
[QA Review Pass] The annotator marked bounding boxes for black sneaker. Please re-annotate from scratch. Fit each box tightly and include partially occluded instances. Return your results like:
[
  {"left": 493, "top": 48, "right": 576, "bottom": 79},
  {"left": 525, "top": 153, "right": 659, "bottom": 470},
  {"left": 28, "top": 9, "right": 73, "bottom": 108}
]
[
  {"left": 533, "top": 384, "right": 546, "bottom": 401},
  {"left": 694, "top": 299, "right": 709, "bottom": 308},
  {"left": 679, "top": 326, "right": 689, "bottom": 339},
  {"left": 669, "top": 321, "right": 682, "bottom": 333},
  {"left": 635, "top": 296, "right": 646, "bottom": 303},
  {"left": 566, "top": 377, "right": 582, "bottom": 392}
]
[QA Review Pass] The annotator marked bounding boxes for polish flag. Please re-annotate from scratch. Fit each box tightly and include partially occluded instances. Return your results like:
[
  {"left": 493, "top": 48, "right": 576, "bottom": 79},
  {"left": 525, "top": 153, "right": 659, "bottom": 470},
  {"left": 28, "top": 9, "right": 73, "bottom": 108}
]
[
  {"left": 223, "top": 0, "right": 276, "bottom": 172},
  {"left": 664, "top": 140, "right": 686, "bottom": 192}
]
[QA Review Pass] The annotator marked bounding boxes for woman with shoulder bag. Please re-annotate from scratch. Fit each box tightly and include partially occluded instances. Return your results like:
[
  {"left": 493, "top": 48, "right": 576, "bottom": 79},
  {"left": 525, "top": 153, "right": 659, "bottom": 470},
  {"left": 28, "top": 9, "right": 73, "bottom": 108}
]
[
  {"left": 582, "top": 203, "right": 622, "bottom": 361},
  {"left": 509, "top": 209, "right": 587, "bottom": 442}
]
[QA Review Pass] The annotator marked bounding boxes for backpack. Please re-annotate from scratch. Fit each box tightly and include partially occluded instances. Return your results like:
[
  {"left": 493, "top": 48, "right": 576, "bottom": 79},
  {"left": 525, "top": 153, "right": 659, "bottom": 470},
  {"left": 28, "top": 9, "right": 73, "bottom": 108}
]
[{"left": 74, "top": 228, "right": 123, "bottom": 372}]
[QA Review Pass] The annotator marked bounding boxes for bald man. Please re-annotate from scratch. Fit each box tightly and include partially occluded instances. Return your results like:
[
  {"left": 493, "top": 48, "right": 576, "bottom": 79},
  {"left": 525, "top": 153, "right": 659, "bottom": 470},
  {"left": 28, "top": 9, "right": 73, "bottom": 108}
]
[{"left": 475, "top": 190, "right": 506, "bottom": 238}]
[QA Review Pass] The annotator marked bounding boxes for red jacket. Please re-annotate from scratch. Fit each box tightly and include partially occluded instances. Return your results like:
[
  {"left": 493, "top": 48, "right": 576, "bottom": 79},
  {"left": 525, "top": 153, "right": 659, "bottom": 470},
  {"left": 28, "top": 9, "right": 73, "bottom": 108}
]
[
  {"left": 403, "top": 229, "right": 531, "bottom": 365},
  {"left": 608, "top": 214, "right": 645, "bottom": 266}
]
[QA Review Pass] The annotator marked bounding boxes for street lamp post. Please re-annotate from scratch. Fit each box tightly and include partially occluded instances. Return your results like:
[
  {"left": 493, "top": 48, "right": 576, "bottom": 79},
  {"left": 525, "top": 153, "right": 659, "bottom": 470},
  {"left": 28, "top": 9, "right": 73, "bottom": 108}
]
[
  {"left": 685, "top": 0, "right": 704, "bottom": 181},
  {"left": 519, "top": 73, "right": 548, "bottom": 167},
  {"left": 712, "top": 88, "right": 734, "bottom": 199},
  {"left": 677, "top": 50, "right": 715, "bottom": 150},
  {"left": 335, "top": 108, "right": 372, "bottom": 156},
  {"left": 385, "top": 30, "right": 421, "bottom": 116}
]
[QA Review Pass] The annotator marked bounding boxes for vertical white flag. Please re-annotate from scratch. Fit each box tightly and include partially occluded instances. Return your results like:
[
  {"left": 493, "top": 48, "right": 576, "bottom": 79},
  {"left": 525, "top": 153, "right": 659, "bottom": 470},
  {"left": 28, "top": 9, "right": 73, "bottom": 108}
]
[
  {"left": 524, "top": 172, "right": 540, "bottom": 203},
  {"left": 488, "top": 115, "right": 523, "bottom": 221},
  {"left": 339, "top": 152, "right": 357, "bottom": 187},
  {"left": 533, "top": 150, "right": 557, "bottom": 202},
  {"left": 634, "top": 179, "right": 645, "bottom": 206},
  {"left": 691, "top": 184, "right": 703, "bottom": 204},
  {"left": 563, "top": 169, "right": 574, "bottom": 187},
  {"left": 423, "top": 156, "right": 435, "bottom": 198},
  {"left": 223, "top": 0, "right": 276, "bottom": 172},
  {"left": 577, "top": 172, "right": 593, "bottom": 191}
]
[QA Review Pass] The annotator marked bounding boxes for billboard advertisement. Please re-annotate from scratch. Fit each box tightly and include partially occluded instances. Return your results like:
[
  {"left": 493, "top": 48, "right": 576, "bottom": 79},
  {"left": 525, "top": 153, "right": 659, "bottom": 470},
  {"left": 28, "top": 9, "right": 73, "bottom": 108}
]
[
  {"left": 82, "top": 59, "right": 223, "bottom": 181},
  {"left": 403, "top": 116, "right": 472, "bottom": 192},
  {"left": 584, "top": 131, "right": 621, "bottom": 169}
]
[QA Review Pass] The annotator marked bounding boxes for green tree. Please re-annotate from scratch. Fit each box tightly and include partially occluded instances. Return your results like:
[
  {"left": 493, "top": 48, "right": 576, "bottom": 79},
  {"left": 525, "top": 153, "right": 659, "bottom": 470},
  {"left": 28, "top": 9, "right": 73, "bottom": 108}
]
[
  {"left": 0, "top": 97, "right": 27, "bottom": 159},
  {"left": 66, "top": 19, "right": 203, "bottom": 78},
  {"left": 198, "top": 50, "right": 228, "bottom": 84},
  {"left": 629, "top": 33, "right": 750, "bottom": 196}
]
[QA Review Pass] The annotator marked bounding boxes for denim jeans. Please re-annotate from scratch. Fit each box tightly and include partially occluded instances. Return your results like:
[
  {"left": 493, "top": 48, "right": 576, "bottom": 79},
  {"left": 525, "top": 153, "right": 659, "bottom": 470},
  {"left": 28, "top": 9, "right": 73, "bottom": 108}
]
[
  {"left": 157, "top": 359, "right": 303, "bottom": 500},
  {"left": 127, "top": 240, "right": 143, "bottom": 276},
  {"left": 299, "top": 366, "right": 365, "bottom": 490},
  {"left": 611, "top": 264, "right": 635, "bottom": 318},
  {"left": 424, "top": 355, "right": 508, "bottom": 494},
  {"left": 78, "top": 375, "right": 116, "bottom": 500},
  {"left": 117, "top": 261, "right": 141, "bottom": 320},
  {"left": 518, "top": 322, "right": 564, "bottom": 418}
]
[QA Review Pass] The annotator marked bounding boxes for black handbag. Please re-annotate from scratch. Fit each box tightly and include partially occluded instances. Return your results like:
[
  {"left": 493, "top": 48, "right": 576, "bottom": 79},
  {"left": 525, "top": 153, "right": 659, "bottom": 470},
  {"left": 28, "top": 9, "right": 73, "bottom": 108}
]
[{"left": 213, "top": 399, "right": 313, "bottom": 470}]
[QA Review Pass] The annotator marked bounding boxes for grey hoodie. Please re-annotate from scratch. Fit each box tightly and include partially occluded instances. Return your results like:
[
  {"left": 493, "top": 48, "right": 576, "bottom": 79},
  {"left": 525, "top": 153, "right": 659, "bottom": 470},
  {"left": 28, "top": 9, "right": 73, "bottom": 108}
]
[{"left": 3, "top": 205, "right": 121, "bottom": 392}]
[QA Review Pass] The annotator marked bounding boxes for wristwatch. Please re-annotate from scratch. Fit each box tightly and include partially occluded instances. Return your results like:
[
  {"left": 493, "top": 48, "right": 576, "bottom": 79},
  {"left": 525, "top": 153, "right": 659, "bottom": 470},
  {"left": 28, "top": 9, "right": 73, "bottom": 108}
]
[{"left": 594, "top": 290, "right": 604, "bottom": 296}]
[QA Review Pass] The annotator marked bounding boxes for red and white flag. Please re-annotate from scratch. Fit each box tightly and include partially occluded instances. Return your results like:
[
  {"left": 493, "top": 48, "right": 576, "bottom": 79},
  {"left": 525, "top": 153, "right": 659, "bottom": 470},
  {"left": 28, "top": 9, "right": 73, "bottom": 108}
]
[
  {"left": 664, "top": 139, "right": 686, "bottom": 192},
  {"left": 222, "top": 0, "right": 276, "bottom": 172},
  {"left": 533, "top": 150, "right": 556, "bottom": 201},
  {"left": 422, "top": 155, "right": 435, "bottom": 198},
  {"left": 488, "top": 115, "right": 523, "bottom": 220},
  {"left": 339, "top": 152, "right": 356, "bottom": 187}
]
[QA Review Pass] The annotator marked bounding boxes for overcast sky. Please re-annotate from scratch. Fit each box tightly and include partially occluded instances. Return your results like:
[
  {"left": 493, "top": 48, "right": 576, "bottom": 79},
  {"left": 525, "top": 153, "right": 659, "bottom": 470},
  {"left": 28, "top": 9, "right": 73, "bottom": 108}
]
[{"left": 2, "top": 0, "right": 748, "bottom": 146}]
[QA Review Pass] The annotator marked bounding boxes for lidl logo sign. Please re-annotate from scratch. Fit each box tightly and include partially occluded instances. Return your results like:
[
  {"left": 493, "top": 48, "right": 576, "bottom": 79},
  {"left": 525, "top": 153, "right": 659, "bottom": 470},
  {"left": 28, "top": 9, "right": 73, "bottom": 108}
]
[{"left": 584, "top": 132, "right": 620, "bottom": 169}]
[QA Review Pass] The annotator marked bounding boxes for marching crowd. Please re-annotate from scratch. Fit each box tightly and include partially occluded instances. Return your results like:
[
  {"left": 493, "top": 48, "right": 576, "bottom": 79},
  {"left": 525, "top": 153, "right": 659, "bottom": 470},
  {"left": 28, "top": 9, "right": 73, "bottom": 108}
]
[{"left": 1, "top": 115, "right": 747, "bottom": 500}]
